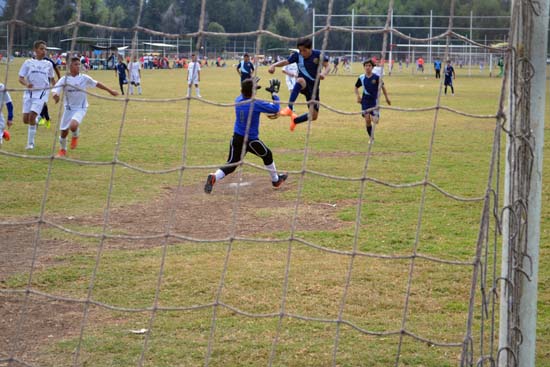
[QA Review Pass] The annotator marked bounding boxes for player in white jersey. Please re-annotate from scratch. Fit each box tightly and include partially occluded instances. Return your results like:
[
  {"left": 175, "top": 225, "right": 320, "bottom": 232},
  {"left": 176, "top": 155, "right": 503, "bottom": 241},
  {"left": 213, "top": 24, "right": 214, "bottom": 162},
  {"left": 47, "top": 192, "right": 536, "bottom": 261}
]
[
  {"left": 281, "top": 51, "right": 298, "bottom": 91},
  {"left": 186, "top": 53, "right": 201, "bottom": 98},
  {"left": 0, "top": 83, "right": 14, "bottom": 146},
  {"left": 128, "top": 55, "right": 142, "bottom": 95},
  {"left": 51, "top": 57, "right": 119, "bottom": 157},
  {"left": 18, "top": 40, "right": 55, "bottom": 150}
]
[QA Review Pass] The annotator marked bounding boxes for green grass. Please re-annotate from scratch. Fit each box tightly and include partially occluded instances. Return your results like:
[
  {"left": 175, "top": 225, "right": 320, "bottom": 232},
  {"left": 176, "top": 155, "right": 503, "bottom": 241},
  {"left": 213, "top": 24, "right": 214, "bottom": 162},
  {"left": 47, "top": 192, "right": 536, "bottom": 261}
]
[{"left": 1, "top": 59, "right": 549, "bottom": 366}]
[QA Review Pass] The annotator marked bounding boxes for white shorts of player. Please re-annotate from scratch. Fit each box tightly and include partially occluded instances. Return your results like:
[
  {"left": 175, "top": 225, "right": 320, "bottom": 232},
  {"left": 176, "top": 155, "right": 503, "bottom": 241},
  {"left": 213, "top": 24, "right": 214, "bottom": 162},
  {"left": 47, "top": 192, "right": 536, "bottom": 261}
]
[
  {"left": 60, "top": 108, "right": 87, "bottom": 131},
  {"left": 188, "top": 77, "right": 199, "bottom": 85},
  {"left": 130, "top": 73, "right": 141, "bottom": 84},
  {"left": 22, "top": 97, "right": 47, "bottom": 115},
  {"left": 286, "top": 77, "right": 296, "bottom": 91}
]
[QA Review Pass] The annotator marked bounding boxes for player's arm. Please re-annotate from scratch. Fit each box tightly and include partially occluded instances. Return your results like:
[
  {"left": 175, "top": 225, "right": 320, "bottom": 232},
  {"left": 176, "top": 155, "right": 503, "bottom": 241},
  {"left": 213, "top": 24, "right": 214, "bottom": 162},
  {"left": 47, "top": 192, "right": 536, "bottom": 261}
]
[
  {"left": 381, "top": 84, "right": 391, "bottom": 105},
  {"left": 96, "top": 82, "right": 120, "bottom": 97},
  {"left": 354, "top": 79, "right": 362, "bottom": 103},
  {"left": 320, "top": 59, "right": 330, "bottom": 80},
  {"left": 268, "top": 59, "right": 289, "bottom": 74},
  {"left": 236, "top": 63, "right": 241, "bottom": 76},
  {"left": 4, "top": 91, "right": 13, "bottom": 128},
  {"left": 51, "top": 77, "right": 65, "bottom": 103}
]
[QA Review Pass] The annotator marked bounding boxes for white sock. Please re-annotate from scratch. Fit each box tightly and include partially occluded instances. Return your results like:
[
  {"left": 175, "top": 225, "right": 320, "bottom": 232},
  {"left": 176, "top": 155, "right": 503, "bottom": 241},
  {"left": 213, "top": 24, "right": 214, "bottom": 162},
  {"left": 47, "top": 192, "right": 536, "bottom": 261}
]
[
  {"left": 138, "top": 86, "right": 142, "bottom": 94},
  {"left": 73, "top": 128, "right": 80, "bottom": 138},
  {"left": 59, "top": 136, "right": 67, "bottom": 150},
  {"left": 129, "top": 85, "right": 134, "bottom": 94},
  {"left": 187, "top": 87, "right": 191, "bottom": 96},
  {"left": 265, "top": 163, "right": 279, "bottom": 182},
  {"left": 196, "top": 87, "right": 200, "bottom": 95},
  {"left": 214, "top": 169, "right": 225, "bottom": 181},
  {"left": 27, "top": 125, "right": 37, "bottom": 145}
]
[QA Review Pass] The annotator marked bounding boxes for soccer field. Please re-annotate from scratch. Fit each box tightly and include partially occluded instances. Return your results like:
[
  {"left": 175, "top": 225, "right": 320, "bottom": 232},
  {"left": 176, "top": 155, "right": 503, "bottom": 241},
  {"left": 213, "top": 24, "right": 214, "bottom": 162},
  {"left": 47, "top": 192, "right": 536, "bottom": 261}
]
[{"left": 1, "top": 59, "right": 549, "bottom": 366}]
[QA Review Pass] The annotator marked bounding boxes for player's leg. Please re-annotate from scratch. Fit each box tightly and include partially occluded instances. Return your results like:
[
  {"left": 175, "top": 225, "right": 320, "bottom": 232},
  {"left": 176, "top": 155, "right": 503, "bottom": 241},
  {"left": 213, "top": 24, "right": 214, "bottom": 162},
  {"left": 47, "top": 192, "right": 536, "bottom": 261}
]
[
  {"left": 248, "top": 139, "right": 287, "bottom": 188},
  {"left": 205, "top": 134, "right": 244, "bottom": 194},
  {"left": 187, "top": 82, "right": 192, "bottom": 97},
  {"left": 137, "top": 81, "right": 142, "bottom": 95},
  {"left": 291, "top": 85, "right": 319, "bottom": 130},
  {"left": 56, "top": 111, "right": 72, "bottom": 156},
  {"left": 26, "top": 100, "right": 43, "bottom": 149},
  {"left": 195, "top": 82, "right": 201, "bottom": 98},
  {"left": 129, "top": 81, "right": 135, "bottom": 95},
  {"left": 119, "top": 77, "right": 125, "bottom": 94},
  {"left": 281, "top": 78, "right": 305, "bottom": 116}
]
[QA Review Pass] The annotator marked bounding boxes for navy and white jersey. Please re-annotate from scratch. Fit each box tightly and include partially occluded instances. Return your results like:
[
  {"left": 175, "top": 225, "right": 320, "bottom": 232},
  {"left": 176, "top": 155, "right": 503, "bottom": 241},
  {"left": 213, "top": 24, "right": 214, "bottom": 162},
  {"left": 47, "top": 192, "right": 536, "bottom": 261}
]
[
  {"left": 287, "top": 50, "right": 329, "bottom": 84},
  {"left": 355, "top": 73, "right": 381, "bottom": 102},
  {"left": 116, "top": 62, "right": 128, "bottom": 78},
  {"left": 52, "top": 74, "right": 98, "bottom": 109},
  {"left": 237, "top": 61, "right": 255, "bottom": 80},
  {"left": 444, "top": 65, "right": 455, "bottom": 78},
  {"left": 233, "top": 94, "right": 280, "bottom": 140}
]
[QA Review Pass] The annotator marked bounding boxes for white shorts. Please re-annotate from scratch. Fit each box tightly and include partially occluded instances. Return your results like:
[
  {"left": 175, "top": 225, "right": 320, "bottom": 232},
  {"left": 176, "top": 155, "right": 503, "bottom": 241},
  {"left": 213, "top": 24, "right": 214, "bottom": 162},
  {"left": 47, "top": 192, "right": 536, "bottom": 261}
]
[
  {"left": 286, "top": 78, "right": 296, "bottom": 91},
  {"left": 22, "top": 98, "right": 46, "bottom": 115},
  {"left": 130, "top": 73, "right": 141, "bottom": 85},
  {"left": 188, "top": 77, "right": 199, "bottom": 85},
  {"left": 60, "top": 108, "right": 87, "bottom": 131}
]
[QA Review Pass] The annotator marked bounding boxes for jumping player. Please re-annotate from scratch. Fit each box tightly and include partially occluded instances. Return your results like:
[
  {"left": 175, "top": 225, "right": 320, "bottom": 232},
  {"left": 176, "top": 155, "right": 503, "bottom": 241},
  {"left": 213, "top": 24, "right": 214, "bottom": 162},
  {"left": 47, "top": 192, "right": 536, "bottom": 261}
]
[
  {"left": 0, "top": 83, "right": 14, "bottom": 146},
  {"left": 444, "top": 60, "right": 456, "bottom": 95},
  {"left": 18, "top": 40, "right": 55, "bottom": 150},
  {"left": 354, "top": 59, "right": 391, "bottom": 138},
  {"left": 128, "top": 55, "right": 142, "bottom": 95},
  {"left": 52, "top": 57, "right": 119, "bottom": 157},
  {"left": 237, "top": 53, "right": 255, "bottom": 82},
  {"left": 204, "top": 78, "right": 287, "bottom": 194},
  {"left": 268, "top": 37, "right": 330, "bottom": 132}
]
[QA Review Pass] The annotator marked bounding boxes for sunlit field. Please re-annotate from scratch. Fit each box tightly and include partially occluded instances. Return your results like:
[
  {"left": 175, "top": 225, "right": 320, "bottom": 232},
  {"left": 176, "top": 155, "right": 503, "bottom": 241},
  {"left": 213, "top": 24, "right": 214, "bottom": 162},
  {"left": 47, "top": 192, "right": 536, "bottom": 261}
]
[{"left": 1, "top": 58, "right": 549, "bottom": 366}]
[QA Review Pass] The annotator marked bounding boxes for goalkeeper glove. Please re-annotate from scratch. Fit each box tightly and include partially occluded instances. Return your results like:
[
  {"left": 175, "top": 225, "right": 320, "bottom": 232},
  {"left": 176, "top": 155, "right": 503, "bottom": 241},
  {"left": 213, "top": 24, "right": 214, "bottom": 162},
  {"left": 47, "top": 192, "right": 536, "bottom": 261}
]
[{"left": 265, "top": 78, "right": 280, "bottom": 94}]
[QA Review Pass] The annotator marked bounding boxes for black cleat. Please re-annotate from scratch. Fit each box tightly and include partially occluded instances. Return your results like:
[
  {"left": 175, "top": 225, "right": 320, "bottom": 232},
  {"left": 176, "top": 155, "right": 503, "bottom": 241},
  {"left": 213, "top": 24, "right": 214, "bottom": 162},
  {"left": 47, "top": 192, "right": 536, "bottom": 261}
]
[
  {"left": 204, "top": 174, "right": 216, "bottom": 194},
  {"left": 272, "top": 173, "right": 288, "bottom": 189}
]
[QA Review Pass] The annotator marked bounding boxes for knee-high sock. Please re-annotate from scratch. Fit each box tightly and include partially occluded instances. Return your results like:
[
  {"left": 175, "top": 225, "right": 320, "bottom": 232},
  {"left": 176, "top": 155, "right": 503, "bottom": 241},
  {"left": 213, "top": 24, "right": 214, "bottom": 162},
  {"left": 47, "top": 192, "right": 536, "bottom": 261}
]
[
  {"left": 59, "top": 136, "right": 67, "bottom": 150},
  {"left": 265, "top": 162, "right": 279, "bottom": 181},
  {"left": 294, "top": 113, "right": 309, "bottom": 124},
  {"left": 288, "top": 83, "right": 301, "bottom": 109},
  {"left": 27, "top": 124, "right": 37, "bottom": 145}
]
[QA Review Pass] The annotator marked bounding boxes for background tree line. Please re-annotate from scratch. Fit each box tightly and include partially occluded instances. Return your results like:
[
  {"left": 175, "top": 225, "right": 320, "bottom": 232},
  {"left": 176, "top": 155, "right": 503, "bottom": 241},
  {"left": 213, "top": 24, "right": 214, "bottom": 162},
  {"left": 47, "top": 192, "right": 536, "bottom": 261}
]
[{"left": 0, "top": 0, "right": 511, "bottom": 55}]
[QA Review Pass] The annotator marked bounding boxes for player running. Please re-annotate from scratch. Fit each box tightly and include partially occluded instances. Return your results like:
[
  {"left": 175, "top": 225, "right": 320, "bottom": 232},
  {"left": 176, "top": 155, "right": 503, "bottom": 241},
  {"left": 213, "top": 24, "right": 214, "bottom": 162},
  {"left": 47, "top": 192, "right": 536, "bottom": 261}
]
[{"left": 52, "top": 57, "right": 119, "bottom": 157}]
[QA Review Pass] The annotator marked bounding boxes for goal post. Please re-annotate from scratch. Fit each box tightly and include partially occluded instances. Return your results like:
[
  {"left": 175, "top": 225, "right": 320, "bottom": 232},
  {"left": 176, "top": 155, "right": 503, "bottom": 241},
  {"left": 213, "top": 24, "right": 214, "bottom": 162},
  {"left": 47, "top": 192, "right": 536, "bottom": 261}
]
[{"left": 499, "top": 0, "right": 549, "bottom": 366}]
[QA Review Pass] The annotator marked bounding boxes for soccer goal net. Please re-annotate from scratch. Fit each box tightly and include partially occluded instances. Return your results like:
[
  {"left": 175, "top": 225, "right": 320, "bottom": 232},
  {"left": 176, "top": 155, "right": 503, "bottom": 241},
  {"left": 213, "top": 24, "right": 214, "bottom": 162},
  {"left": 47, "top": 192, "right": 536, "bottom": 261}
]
[{"left": 0, "top": 0, "right": 548, "bottom": 366}]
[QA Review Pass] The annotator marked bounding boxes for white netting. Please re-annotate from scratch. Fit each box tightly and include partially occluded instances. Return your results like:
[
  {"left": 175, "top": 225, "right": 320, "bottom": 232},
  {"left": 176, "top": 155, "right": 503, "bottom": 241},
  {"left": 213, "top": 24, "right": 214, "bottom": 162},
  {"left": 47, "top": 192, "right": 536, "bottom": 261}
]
[{"left": 0, "top": 0, "right": 546, "bottom": 366}]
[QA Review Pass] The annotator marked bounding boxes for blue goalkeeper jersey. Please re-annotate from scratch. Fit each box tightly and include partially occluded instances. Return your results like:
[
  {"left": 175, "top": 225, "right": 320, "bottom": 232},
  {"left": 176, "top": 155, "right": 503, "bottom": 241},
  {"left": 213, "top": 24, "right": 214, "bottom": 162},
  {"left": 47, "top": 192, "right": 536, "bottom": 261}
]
[{"left": 233, "top": 94, "right": 280, "bottom": 140}]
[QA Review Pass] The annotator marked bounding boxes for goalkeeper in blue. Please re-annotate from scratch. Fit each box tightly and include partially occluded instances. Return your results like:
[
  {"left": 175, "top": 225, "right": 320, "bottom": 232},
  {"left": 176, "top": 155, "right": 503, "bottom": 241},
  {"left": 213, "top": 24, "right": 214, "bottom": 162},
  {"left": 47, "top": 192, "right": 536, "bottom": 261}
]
[
  {"left": 268, "top": 37, "right": 330, "bottom": 132},
  {"left": 354, "top": 59, "right": 391, "bottom": 138},
  {"left": 204, "top": 78, "right": 287, "bottom": 194}
]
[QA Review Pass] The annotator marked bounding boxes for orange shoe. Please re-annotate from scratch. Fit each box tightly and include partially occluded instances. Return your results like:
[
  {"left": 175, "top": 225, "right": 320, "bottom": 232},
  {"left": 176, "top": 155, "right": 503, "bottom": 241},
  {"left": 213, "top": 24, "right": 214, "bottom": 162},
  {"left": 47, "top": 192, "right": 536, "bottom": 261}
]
[
  {"left": 279, "top": 107, "right": 294, "bottom": 117},
  {"left": 70, "top": 136, "right": 79, "bottom": 149},
  {"left": 56, "top": 149, "right": 66, "bottom": 157},
  {"left": 289, "top": 113, "right": 298, "bottom": 132},
  {"left": 2, "top": 130, "right": 10, "bottom": 141}
]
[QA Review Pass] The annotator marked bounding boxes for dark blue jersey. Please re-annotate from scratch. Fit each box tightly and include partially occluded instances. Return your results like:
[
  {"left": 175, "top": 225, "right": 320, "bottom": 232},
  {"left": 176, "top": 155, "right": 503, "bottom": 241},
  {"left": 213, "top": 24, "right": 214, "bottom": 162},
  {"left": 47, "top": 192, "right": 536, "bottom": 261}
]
[
  {"left": 234, "top": 94, "right": 280, "bottom": 140},
  {"left": 444, "top": 65, "right": 455, "bottom": 78},
  {"left": 116, "top": 62, "right": 128, "bottom": 78},
  {"left": 237, "top": 61, "right": 255, "bottom": 80},
  {"left": 287, "top": 50, "right": 329, "bottom": 84},
  {"left": 355, "top": 73, "right": 381, "bottom": 102}
]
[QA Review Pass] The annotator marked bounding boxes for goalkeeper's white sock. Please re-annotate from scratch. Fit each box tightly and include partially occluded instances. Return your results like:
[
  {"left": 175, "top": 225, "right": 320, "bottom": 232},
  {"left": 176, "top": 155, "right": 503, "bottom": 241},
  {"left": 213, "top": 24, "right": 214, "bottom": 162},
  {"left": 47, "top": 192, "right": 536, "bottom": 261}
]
[
  {"left": 59, "top": 136, "right": 67, "bottom": 150},
  {"left": 195, "top": 87, "right": 201, "bottom": 96},
  {"left": 186, "top": 87, "right": 191, "bottom": 96},
  {"left": 138, "top": 86, "right": 142, "bottom": 95},
  {"left": 214, "top": 169, "right": 225, "bottom": 181},
  {"left": 265, "top": 163, "right": 278, "bottom": 181},
  {"left": 129, "top": 85, "right": 134, "bottom": 95}
]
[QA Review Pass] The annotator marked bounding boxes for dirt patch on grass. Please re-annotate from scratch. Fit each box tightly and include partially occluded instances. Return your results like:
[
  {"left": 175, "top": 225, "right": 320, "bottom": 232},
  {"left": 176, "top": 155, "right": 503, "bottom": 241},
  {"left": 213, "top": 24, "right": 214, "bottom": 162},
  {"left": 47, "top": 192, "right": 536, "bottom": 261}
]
[{"left": 0, "top": 173, "right": 350, "bottom": 365}]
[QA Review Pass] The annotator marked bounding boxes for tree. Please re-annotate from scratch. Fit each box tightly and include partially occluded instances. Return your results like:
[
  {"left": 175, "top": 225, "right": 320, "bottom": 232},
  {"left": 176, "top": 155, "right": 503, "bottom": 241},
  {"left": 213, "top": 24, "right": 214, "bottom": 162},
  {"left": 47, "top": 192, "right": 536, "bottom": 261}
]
[{"left": 206, "top": 22, "right": 227, "bottom": 55}]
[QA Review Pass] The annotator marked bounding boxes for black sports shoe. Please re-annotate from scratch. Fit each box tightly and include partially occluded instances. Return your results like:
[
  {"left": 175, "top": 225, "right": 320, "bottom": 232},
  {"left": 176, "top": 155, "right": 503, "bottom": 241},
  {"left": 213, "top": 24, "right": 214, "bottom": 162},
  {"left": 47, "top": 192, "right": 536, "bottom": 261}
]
[
  {"left": 204, "top": 174, "right": 216, "bottom": 194},
  {"left": 272, "top": 173, "right": 288, "bottom": 189}
]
